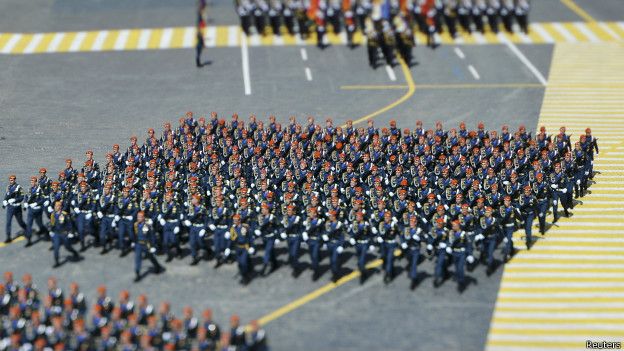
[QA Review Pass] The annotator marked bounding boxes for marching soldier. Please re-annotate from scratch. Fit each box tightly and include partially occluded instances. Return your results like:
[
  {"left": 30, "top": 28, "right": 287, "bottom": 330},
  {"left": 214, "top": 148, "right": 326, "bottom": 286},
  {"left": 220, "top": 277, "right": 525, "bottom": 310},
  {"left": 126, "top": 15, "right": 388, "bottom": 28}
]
[
  {"left": 133, "top": 211, "right": 164, "bottom": 282},
  {"left": 477, "top": 206, "right": 498, "bottom": 275},
  {"left": 281, "top": 204, "right": 302, "bottom": 274},
  {"left": 499, "top": 195, "right": 518, "bottom": 262},
  {"left": 3, "top": 175, "right": 27, "bottom": 243},
  {"left": 349, "top": 210, "right": 372, "bottom": 281},
  {"left": 514, "top": 0, "right": 529, "bottom": 34},
  {"left": 256, "top": 202, "right": 279, "bottom": 274},
  {"left": 210, "top": 196, "right": 230, "bottom": 264},
  {"left": 303, "top": 208, "right": 325, "bottom": 280},
  {"left": 185, "top": 194, "right": 208, "bottom": 265},
  {"left": 24, "top": 176, "right": 48, "bottom": 246},
  {"left": 158, "top": 191, "right": 182, "bottom": 261},
  {"left": 401, "top": 215, "right": 422, "bottom": 288},
  {"left": 449, "top": 219, "right": 468, "bottom": 291},
  {"left": 394, "top": 15, "right": 415, "bottom": 65},
  {"left": 518, "top": 184, "right": 536, "bottom": 250},
  {"left": 115, "top": 187, "right": 137, "bottom": 254},
  {"left": 230, "top": 214, "right": 254, "bottom": 284},
  {"left": 486, "top": 0, "right": 500, "bottom": 33},
  {"left": 72, "top": 181, "right": 95, "bottom": 251},
  {"left": 377, "top": 210, "right": 399, "bottom": 283},
  {"left": 500, "top": 0, "right": 514, "bottom": 33},
  {"left": 432, "top": 217, "right": 450, "bottom": 287},
  {"left": 50, "top": 201, "right": 81, "bottom": 267},
  {"left": 325, "top": 210, "right": 345, "bottom": 281},
  {"left": 97, "top": 185, "right": 116, "bottom": 253}
]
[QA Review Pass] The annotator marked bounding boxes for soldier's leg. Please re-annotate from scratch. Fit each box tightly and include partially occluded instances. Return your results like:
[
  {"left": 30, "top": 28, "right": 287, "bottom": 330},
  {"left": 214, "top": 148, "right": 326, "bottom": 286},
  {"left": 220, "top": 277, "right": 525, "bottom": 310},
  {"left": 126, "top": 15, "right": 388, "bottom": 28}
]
[
  {"left": 385, "top": 243, "right": 396, "bottom": 277},
  {"left": 189, "top": 228, "right": 198, "bottom": 259},
  {"left": 503, "top": 226, "right": 513, "bottom": 256},
  {"left": 76, "top": 213, "right": 85, "bottom": 246},
  {"left": 26, "top": 209, "right": 35, "bottom": 244},
  {"left": 310, "top": 240, "right": 319, "bottom": 272},
  {"left": 330, "top": 244, "right": 339, "bottom": 276},
  {"left": 410, "top": 247, "right": 419, "bottom": 280},
  {"left": 135, "top": 244, "right": 143, "bottom": 277},
  {"left": 524, "top": 213, "right": 534, "bottom": 249},
  {"left": 454, "top": 251, "right": 466, "bottom": 286},
  {"left": 34, "top": 209, "right": 47, "bottom": 234},
  {"left": 14, "top": 207, "right": 26, "bottom": 230},
  {"left": 552, "top": 193, "right": 560, "bottom": 222},
  {"left": 63, "top": 235, "right": 79, "bottom": 257},
  {"left": 6, "top": 206, "right": 14, "bottom": 241},
  {"left": 434, "top": 249, "right": 446, "bottom": 280},
  {"left": 147, "top": 248, "right": 162, "bottom": 271},
  {"left": 537, "top": 203, "right": 547, "bottom": 234},
  {"left": 99, "top": 218, "right": 108, "bottom": 250},
  {"left": 357, "top": 243, "right": 367, "bottom": 272},
  {"left": 486, "top": 237, "right": 496, "bottom": 267},
  {"left": 488, "top": 15, "right": 498, "bottom": 33},
  {"left": 52, "top": 233, "right": 61, "bottom": 264},
  {"left": 117, "top": 220, "right": 126, "bottom": 250}
]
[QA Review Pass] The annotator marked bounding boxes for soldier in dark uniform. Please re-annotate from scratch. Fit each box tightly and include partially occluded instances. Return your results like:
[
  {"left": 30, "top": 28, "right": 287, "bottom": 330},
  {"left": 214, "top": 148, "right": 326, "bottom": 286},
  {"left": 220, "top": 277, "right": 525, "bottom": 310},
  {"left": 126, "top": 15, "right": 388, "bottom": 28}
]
[
  {"left": 133, "top": 211, "right": 164, "bottom": 281},
  {"left": 394, "top": 15, "right": 415, "bottom": 65},
  {"left": 3, "top": 175, "right": 26, "bottom": 243},
  {"left": 196, "top": 25, "right": 205, "bottom": 68},
  {"left": 50, "top": 201, "right": 81, "bottom": 267},
  {"left": 401, "top": 215, "right": 423, "bottom": 288},
  {"left": 514, "top": 0, "right": 529, "bottom": 34},
  {"left": 256, "top": 202, "right": 279, "bottom": 274},
  {"left": 486, "top": 0, "right": 500, "bottom": 33},
  {"left": 186, "top": 194, "right": 208, "bottom": 265},
  {"left": 377, "top": 210, "right": 399, "bottom": 283},
  {"left": 24, "top": 176, "right": 47, "bottom": 246},
  {"left": 500, "top": 0, "right": 514, "bottom": 33}
]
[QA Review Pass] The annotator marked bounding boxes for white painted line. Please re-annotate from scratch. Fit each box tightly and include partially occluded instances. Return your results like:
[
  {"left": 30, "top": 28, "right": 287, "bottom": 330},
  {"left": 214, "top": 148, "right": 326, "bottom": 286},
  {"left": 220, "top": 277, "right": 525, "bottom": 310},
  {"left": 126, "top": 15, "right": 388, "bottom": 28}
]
[
  {"left": 159, "top": 28, "right": 173, "bottom": 49},
  {"left": 472, "top": 32, "right": 487, "bottom": 44},
  {"left": 489, "top": 334, "right": 624, "bottom": 343},
  {"left": 385, "top": 65, "right": 396, "bottom": 81},
  {"left": 47, "top": 33, "right": 65, "bottom": 52},
  {"left": 530, "top": 23, "right": 555, "bottom": 43},
  {"left": 114, "top": 30, "right": 129, "bottom": 50},
  {"left": 1, "top": 34, "right": 22, "bottom": 54},
  {"left": 499, "top": 292, "right": 624, "bottom": 298},
  {"left": 552, "top": 22, "right": 577, "bottom": 42},
  {"left": 204, "top": 27, "right": 217, "bottom": 47},
  {"left": 598, "top": 22, "right": 621, "bottom": 40},
  {"left": 619, "top": 22, "right": 624, "bottom": 32},
  {"left": 241, "top": 34, "right": 252, "bottom": 96},
  {"left": 295, "top": 34, "right": 304, "bottom": 45},
  {"left": 273, "top": 35, "right": 284, "bottom": 45},
  {"left": 526, "top": 245, "right": 624, "bottom": 252},
  {"left": 305, "top": 67, "right": 313, "bottom": 81},
  {"left": 468, "top": 64, "right": 480, "bottom": 80},
  {"left": 339, "top": 31, "right": 348, "bottom": 44},
  {"left": 300, "top": 47, "right": 308, "bottom": 61},
  {"left": 68, "top": 31, "right": 87, "bottom": 52},
  {"left": 183, "top": 27, "right": 195, "bottom": 48},
  {"left": 454, "top": 47, "right": 465, "bottom": 59},
  {"left": 23, "top": 33, "right": 43, "bottom": 54},
  {"left": 516, "top": 254, "right": 624, "bottom": 260},
  {"left": 517, "top": 32, "right": 532, "bottom": 44},
  {"left": 92, "top": 31, "right": 108, "bottom": 51},
  {"left": 507, "top": 263, "right": 624, "bottom": 269},
  {"left": 249, "top": 33, "right": 261, "bottom": 46},
  {"left": 574, "top": 22, "right": 599, "bottom": 42},
  {"left": 137, "top": 29, "right": 151, "bottom": 49},
  {"left": 502, "top": 282, "right": 624, "bottom": 289},
  {"left": 502, "top": 38, "right": 548, "bottom": 86},
  {"left": 228, "top": 26, "right": 239, "bottom": 46},
  {"left": 494, "top": 310, "right": 624, "bottom": 318},
  {"left": 491, "top": 322, "right": 624, "bottom": 330},
  {"left": 504, "top": 271, "right": 624, "bottom": 277}
]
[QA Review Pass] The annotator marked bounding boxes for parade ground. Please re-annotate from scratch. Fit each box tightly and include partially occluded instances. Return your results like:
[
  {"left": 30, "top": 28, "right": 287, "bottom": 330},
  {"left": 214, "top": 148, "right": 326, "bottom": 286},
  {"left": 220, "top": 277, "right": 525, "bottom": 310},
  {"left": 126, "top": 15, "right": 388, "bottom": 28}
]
[{"left": 1, "top": 0, "right": 623, "bottom": 350}]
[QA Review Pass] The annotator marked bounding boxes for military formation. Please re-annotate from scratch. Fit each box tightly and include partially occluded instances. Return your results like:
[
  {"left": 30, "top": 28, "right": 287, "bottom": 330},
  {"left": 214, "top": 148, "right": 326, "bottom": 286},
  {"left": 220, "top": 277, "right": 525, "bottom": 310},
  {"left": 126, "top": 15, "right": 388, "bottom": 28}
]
[
  {"left": 0, "top": 272, "right": 267, "bottom": 351},
  {"left": 233, "top": 0, "right": 531, "bottom": 67},
  {"left": 3, "top": 113, "right": 598, "bottom": 290}
]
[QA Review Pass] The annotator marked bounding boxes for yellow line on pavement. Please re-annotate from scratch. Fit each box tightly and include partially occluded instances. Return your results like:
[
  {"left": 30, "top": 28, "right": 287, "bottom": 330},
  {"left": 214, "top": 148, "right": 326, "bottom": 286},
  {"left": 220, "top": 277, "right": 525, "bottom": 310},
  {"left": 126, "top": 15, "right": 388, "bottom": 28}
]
[
  {"left": 349, "top": 58, "right": 416, "bottom": 126},
  {"left": 414, "top": 83, "right": 544, "bottom": 89},
  {"left": 560, "top": 0, "right": 597, "bottom": 22},
  {"left": 0, "top": 236, "right": 24, "bottom": 248},
  {"left": 340, "top": 85, "right": 409, "bottom": 90}
]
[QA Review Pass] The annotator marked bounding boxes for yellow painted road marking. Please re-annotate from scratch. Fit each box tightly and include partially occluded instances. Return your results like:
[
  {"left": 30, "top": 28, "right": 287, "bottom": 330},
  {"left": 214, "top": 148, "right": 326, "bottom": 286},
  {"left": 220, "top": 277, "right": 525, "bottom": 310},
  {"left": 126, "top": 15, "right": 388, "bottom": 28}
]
[
  {"left": 560, "top": 0, "right": 597, "bottom": 22},
  {"left": 0, "top": 237, "right": 24, "bottom": 248},
  {"left": 340, "top": 85, "right": 409, "bottom": 90}
]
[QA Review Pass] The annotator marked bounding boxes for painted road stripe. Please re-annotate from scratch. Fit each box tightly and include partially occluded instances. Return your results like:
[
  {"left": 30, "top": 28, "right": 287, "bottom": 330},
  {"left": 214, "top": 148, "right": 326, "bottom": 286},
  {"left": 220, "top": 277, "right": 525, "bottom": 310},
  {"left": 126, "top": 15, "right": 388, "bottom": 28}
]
[
  {"left": 468, "top": 65, "right": 480, "bottom": 80},
  {"left": 385, "top": 65, "right": 396, "bottom": 81},
  {"left": 552, "top": 23, "right": 577, "bottom": 42},
  {"left": 1, "top": 34, "right": 22, "bottom": 54},
  {"left": 183, "top": 27, "right": 195, "bottom": 48},
  {"left": 305, "top": 67, "right": 312, "bottom": 81},
  {"left": 114, "top": 30, "right": 129, "bottom": 50},
  {"left": 91, "top": 31, "right": 108, "bottom": 51},
  {"left": 23, "top": 34, "right": 43, "bottom": 54},
  {"left": 228, "top": 26, "right": 239, "bottom": 46},
  {"left": 137, "top": 29, "right": 151, "bottom": 49},
  {"left": 240, "top": 33, "right": 251, "bottom": 95},
  {"left": 69, "top": 31, "right": 87, "bottom": 52},
  {"left": 159, "top": 28, "right": 173, "bottom": 49}
]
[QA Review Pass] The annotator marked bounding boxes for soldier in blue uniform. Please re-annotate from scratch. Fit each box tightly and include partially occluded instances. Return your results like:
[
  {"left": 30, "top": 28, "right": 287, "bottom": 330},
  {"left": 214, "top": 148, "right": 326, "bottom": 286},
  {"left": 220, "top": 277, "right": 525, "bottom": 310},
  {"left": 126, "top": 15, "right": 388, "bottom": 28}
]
[
  {"left": 478, "top": 206, "right": 498, "bottom": 275},
  {"left": 499, "top": 195, "right": 518, "bottom": 262},
  {"left": 518, "top": 184, "right": 536, "bottom": 250},
  {"left": 230, "top": 214, "right": 254, "bottom": 284},
  {"left": 303, "top": 208, "right": 325, "bottom": 280},
  {"left": 256, "top": 202, "right": 279, "bottom": 275},
  {"left": 281, "top": 204, "right": 302, "bottom": 275},
  {"left": 158, "top": 191, "right": 182, "bottom": 261},
  {"left": 186, "top": 194, "right": 208, "bottom": 265},
  {"left": 210, "top": 196, "right": 230, "bottom": 265},
  {"left": 325, "top": 210, "right": 345, "bottom": 281},
  {"left": 533, "top": 172, "right": 549, "bottom": 235},
  {"left": 72, "top": 181, "right": 95, "bottom": 251},
  {"left": 3, "top": 175, "right": 27, "bottom": 243},
  {"left": 115, "top": 187, "right": 138, "bottom": 254},
  {"left": 49, "top": 201, "right": 81, "bottom": 267},
  {"left": 97, "top": 185, "right": 116, "bottom": 253},
  {"left": 24, "top": 176, "right": 47, "bottom": 246},
  {"left": 349, "top": 210, "right": 371, "bottom": 282},
  {"left": 550, "top": 162, "right": 570, "bottom": 222},
  {"left": 449, "top": 219, "right": 469, "bottom": 291},
  {"left": 432, "top": 217, "right": 450, "bottom": 287},
  {"left": 133, "top": 211, "right": 164, "bottom": 282},
  {"left": 377, "top": 210, "right": 399, "bottom": 283},
  {"left": 401, "top": 215, "right": 422, "bottom": 288}
]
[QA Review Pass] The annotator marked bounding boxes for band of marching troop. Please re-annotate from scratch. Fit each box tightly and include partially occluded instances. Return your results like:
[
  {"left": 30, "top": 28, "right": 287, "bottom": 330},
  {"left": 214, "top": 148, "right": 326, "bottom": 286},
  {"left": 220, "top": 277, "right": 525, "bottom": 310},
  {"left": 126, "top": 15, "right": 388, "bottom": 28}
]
[
  {"left": 231, "top": 0, "right": 531, "bottom": 67},
  {"left": 0, "top": 272, "right": 268, "bottom": 351},
  {"left": 3, "top": 112, "right": 598, "bottom": 290}
]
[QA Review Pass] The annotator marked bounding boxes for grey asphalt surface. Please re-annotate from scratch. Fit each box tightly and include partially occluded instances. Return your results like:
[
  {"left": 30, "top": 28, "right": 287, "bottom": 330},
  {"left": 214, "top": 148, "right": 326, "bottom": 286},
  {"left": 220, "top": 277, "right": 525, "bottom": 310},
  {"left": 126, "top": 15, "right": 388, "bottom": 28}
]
[{"left": 0, "top": 0, "right": 594, "bottom": 349}]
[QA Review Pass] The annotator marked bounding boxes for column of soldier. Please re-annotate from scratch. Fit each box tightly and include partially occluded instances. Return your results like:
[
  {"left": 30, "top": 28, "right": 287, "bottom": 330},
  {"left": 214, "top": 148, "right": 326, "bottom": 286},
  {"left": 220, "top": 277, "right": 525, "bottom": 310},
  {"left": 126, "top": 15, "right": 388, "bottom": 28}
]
[
  {"left": 0, "top": 272, "right": 268, "bottom": 350},
  {"left": 3, "top": 112, "right": 599, "bottom": 290},
  {"left": 234, "top": 0, "right": 530, "bottom": 67}
]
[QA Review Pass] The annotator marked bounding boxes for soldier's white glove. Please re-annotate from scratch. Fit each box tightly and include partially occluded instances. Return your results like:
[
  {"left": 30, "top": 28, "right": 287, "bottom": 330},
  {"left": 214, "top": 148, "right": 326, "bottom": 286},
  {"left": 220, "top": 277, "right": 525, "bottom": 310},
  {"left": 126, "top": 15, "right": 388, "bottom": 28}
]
[
  {"left": 467, "top": 255, "right": 475, "bottom": 264},
  {"left": 322, "top": 234, "right": 329, "bottom": 242},
  {"left": 254, "top": 229, "right": 261, "bottom": 236},
  {"left": 475, "top": 234, "right": 484, "bottom": 241},
  {"left": 302, "top": 232, "right": 309, "bottom": 241},
  {"left": 150, "top": 247, "right": 157, "bottom": 253},
  {"left": 445, "top": 247, "right": 452, "bottom": 254},
  {"left": 224, "top": 232, "right": 230, "bottom": 239},
  {"left": 551, "top": 184, "right": 557, "bottom": 189},
  {"left": 439, "top": 242, "right": 447, "bottom": 249},
  {"left": 47, "top": 206, "right": 53, "bottom": 213},
  {"left": 44, "top": 200, "right": 50, "bottom": 207},
  {"left": 157, "top": 214, "right": 163, "bottom": 221},
  {"left": 183, "top": 220, "right": 192, "bottom": 227},
  {"left": 561, "top": 188, "right": 567, "bottom": 194},
  {"left": 426, "top": 244, "right": 433, "bottom": 251},
  {"left": 275, "top": 238, "right": 281, "bottom": 244},
  {"left": 422, "top": 218, "right": 428, "bottom": 224},
  {"left": 86, "top": 213, "right": 92, "bottom": 220},
  {"left": 337, "top": 246, "right": 344, "bottom": 254},
  {"left": 131, "top": 242, "right": 135, "bottom": 248},
  {"left": 401, "top": 242, "right": 408, "bottom": 250},
  {"left": 74, "top": 208, "right": 80, "bottom": 214},
  {"left": 209, "top": 224, "right": 216, "bottom": 231},
  {"left": 173, "top": 227, "right": 180, "bottom": 234},
  {"left": 142, "top": 225, "right": 149, "bottom": 234},
  {"left": 248, "top": 247, "right": 255, "bottom": 254},
  {"left": 199, "top": 229, "right": 206, "bottom": 237},
  {"left": 224, "top": 248, "right": 231, "bottom": 257},
  {"left": 376, "top": 236, "right": 383, "bottom": 243},
  {"left": 553, "top": 200, "right": 558, "bottom": 206},
  {"left": 71, "top": 200, "right": 76, "bottom": 206},
  {"left": 22, "top": 203, "right": 28, "bottom": 209},
  {"left": 576, "top": 180, "right": 581, "bottom": 185},
  {"left": 159, "top": 218, "right": 166, "bottom": 226},
  {"left": 280, "top": 232, "right": 287, "bottom": 239},
  {"left": 97, "top": 211, "right": 104, "bottom": 219},
  {"left": 50, "top": 232, "right": 55, "bottom": 238},
  {"left": 349, "top": 238, "right": 356, "bottom": 246},
  {"left": 416, "top": 202, "right": 422, "bottom": 209},
  {"left": 112, "top": 221, "right": 117, "bottom": 228},
  {"left": 389, "top": 192, "right": 395, "bottom": 197},
  {"left": 412, "top": 234, "right": 420, "bottom": 241},
  {"left": 371, "top": 227, "right": 378, "bottom": 234},
  {"left": 115, "top": 215, "right": 121, "bottom": 222},
  {"left": 229, "top": 194, "right": 235, "bottom": 200},
  {"left": 368, "top": 245, "right": 376, "bottom": 253},
  {"left": 7, "top": 199, "right": 15, "bottom": 205},
  {"left": 68, "top": 233, "right": 74, "bottom": 239},
  {"left": 30, "top": 203, "right": 38, "bottom": 209},
  {"left": 147, "top": 219, "right": 153, "bottom": 226}
]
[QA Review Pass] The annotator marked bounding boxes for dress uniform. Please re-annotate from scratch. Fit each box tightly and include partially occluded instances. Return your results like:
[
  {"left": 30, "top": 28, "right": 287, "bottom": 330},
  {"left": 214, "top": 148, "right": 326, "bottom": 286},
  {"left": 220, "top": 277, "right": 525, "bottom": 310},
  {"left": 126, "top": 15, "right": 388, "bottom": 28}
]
[
  {"left": 230, "top": 214, "right": 254, "bottom": 284},
  {"left": 210, "top": 197, "right": 230, "bottom": 263},
  {"left": 533, "top": 172, "right": 549, "bottom": 234},
  {"left": 97, "top": 185, "right": 116, "bottom": 253},
  {"left": 449, "top": 220, "right": 468, "bottom": 291},
  {"left": 281, "top": 204, "right": 302, "bottom": 272},
  {"left": 377, "top": 210, "right": 399, "bottom": 283},
  {"left": 432, "top": 217, "right": 450, "bottom": 287},
  {"left": 186, "top": 194, "right": 208, "bottom": 265},
  {"left": 349, "top": 211, "right": 371, "bottom": 279},
  {"left": 24, "top": 176, "right": 47, "bottom": 246},
  {"left": 115, "top": 187, "right": 138, "bottom": 253},
  {"left": 3, "top": 175, "right": 27, "bottom": 243},
  {"left": 401, "top": 215, "right": 422, "bottom": 286},
  {"left": 196, "top": 25, "right": 205, "bottom": 68},
  {"left": 477, "top": 206, "right": 498, "bottom": 274},
  {"left": 499, "top": 196, "right": 518, "bottom": 261},
  {"left": 325, "top": 210, "right": 344, "bottom": 280},
  {"left": 158, "top": 192, "right": 182, "bottom": 261},
  {"left": 303, "top": 208, "right": 324, "bottom": 279},
  {"left": 49, "top": 201, "right": 80, "bottom": 267},
  {"left": 514, "top": 0, "right": 529, "bottom": 34},
  {"left": 72, "top": 182, "right": 95, "bottom": 251},
  {"left": 256, "top": 203, "right": 279, "bottom": 274}
]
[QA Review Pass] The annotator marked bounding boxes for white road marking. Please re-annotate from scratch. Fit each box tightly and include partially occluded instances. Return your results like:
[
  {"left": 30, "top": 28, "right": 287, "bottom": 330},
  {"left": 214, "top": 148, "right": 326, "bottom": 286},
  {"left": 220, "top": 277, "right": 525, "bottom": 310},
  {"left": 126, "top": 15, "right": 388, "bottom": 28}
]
[
  {"left": 69, "top": 31, "right": 87, "bottom": 52},
  {"left": 468, "top": 64, "right": 480, "bottom": 80},
  {"left": 491, "top": 322, "right": 624, "bottom": 330},
  {"left": 241, "top": 34, "right": 252, "bottom": 96},
  {"left": 273, "top": 35, "right": 284, "bottom": 45},
  {"left": 574, "top": 22, "right": 599, "bottom": 42},
  {"left": 385, "top": 65, "right": 396, "bottom": 81},
  {"left": 305, "top": 67, "right": 312, "bottom": 81},
  {"left": 552, "top": 22, "right": 577, "bottom": 42},
  {"left": 23, "top": 33, "right": 43, "bottom": 54},
  {"left": 47, "top": 33, "right": 65, "bottom": 52},
  {"left": 530, "top": 23, "right": 555, "bottom": 43},
  {"left": 204, "top": 26, "right": 217, "bottom": 47},
  {"left": 92, "top": 31, "right": 108, "bottom": 51},
  {"left": 300, "top": 47, "right": 307, "bottom": 61},
  {"left": 454, "top": 47, "right": 465, "bottom": 59},
  {"left": 598, "top": 22, "right": 621, "bottom": 40},
  {"left": 249, "top": 33, "right": 261, "bottom": 46},
  {"left": 1, "top": 34, "right": 22, "bottom": 54},
  {"left": 502, "top": 37, "right": 548, "bottom": 86},
  {"left": 228, "top": 26, "right": 239, "bottom": 46},
  {"left": 114, "top": 30, "right": 129, "bottom": 50},
  {"left": 183, "top": 27, "right": 195, "bottom": 48},
  {"left": 137, "top": 29, "right": 152, "bottom": 49},
  {"left": 159, "top": 28, "right": 173, "bottom": 49}
]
